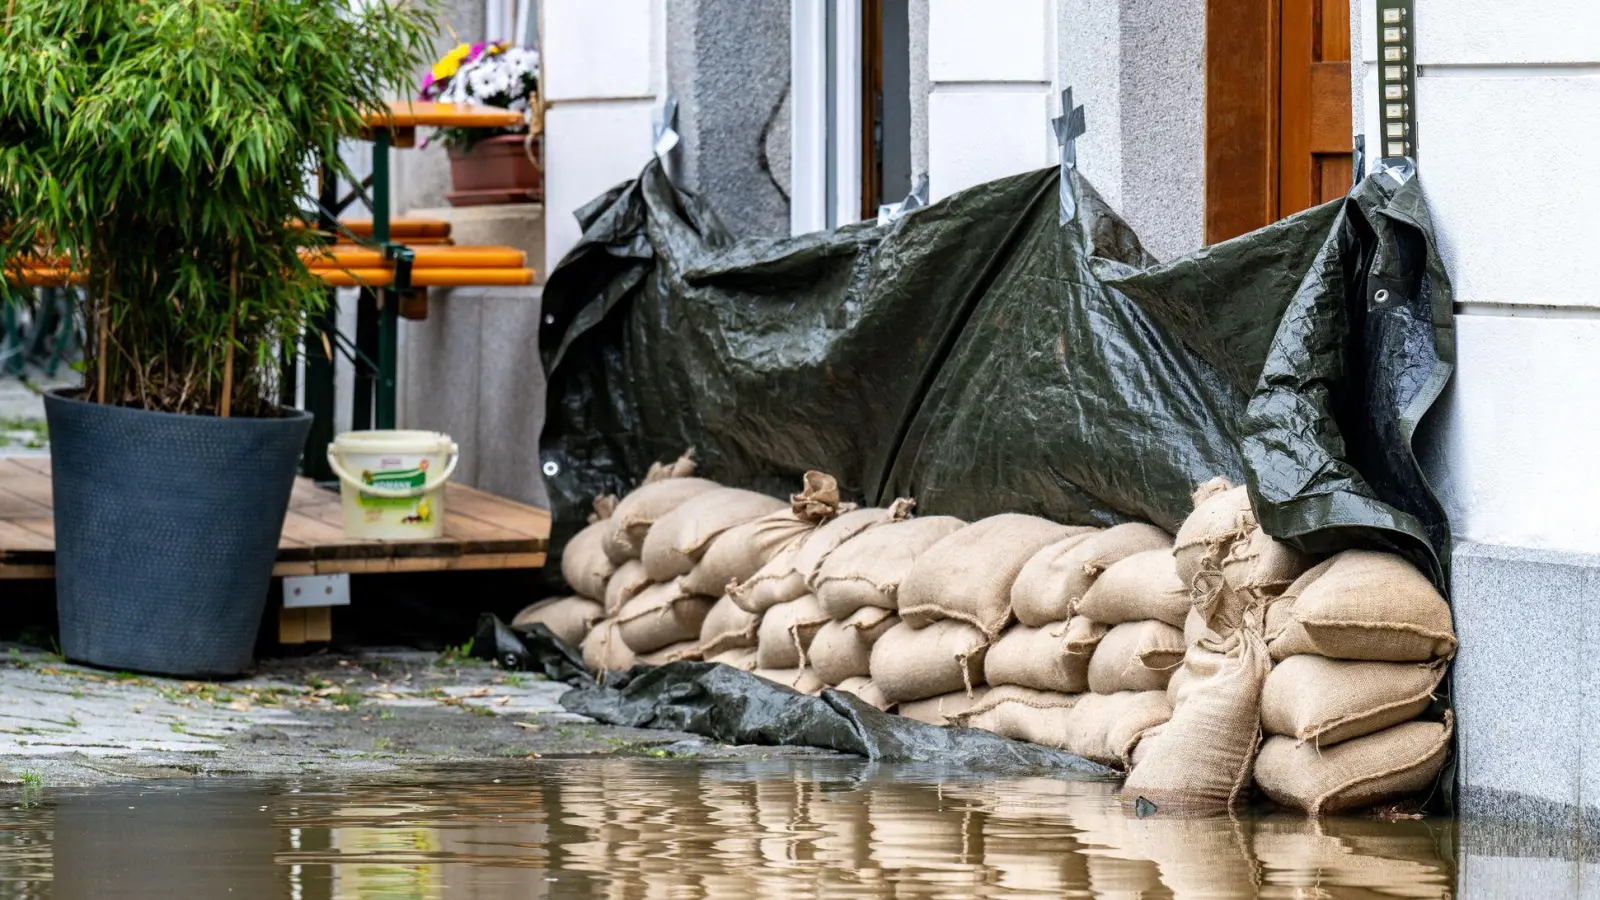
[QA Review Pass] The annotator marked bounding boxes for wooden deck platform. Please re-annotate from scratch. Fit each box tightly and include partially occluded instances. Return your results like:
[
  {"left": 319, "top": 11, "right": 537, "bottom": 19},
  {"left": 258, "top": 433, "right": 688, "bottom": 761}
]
[{"left": 0, "top": 456, "right": 550, "bottom": 579}]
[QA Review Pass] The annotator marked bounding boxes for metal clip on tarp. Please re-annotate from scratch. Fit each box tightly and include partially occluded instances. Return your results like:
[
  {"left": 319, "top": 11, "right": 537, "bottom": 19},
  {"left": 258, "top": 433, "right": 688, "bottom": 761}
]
[
  {"left": 653, "top": 94, "right": 680, "bottom": 159},
  {"left": 877, "top": 174, "right": 930, "bottom": 226},
  {"left": 1052, "top": 88, "right": 1086, "bottom": 224}
]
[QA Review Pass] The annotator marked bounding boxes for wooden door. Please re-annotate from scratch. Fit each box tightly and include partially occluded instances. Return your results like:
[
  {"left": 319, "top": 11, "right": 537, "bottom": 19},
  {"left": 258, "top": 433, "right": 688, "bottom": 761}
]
[{"left": 1205, "top": 0, "right": 1353, "bottom": 245}]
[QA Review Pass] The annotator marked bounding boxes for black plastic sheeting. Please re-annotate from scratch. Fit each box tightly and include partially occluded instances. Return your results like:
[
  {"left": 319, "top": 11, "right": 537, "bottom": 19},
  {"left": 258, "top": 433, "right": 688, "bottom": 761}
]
[
  {"left": 476, "top": 615, "right": 1113, "bottom": 775},
  {"left": 538, "top": 161, "right": 1453, "bottom": 589}
]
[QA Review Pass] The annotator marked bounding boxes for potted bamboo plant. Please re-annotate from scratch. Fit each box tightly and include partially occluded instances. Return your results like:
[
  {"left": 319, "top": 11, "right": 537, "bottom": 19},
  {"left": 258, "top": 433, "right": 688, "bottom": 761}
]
[
  {"left": 420, "top": 41, "right": 543, "bottom": 206},
  {"left": 0, "top": 0, "right": 436, "bottom": 676}
]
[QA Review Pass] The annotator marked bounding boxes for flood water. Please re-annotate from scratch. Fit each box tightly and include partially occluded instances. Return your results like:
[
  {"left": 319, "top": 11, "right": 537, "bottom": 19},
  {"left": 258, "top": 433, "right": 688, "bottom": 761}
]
[{"left": 0, "top": 758, "right": 1468, "bottom": 898}]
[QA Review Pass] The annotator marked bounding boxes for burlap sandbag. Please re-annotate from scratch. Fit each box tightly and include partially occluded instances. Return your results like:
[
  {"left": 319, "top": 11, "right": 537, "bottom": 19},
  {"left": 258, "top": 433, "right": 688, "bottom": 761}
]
[
  {"left": 1007, "top": 531, "right": 1096, "bottom": 626},
  {"left": 640, "top": 487, "right": 786, "bottom": 581},
  {"left": 1255, "top": 715, "right": 1453, "bottom": 815},
  {"left": 899, "top": 514, "right": 1080, "bottom": 635},
  {"left": 582, "top": 618, "right": 637, "bottom": 672},
  {"left": 982, "top": 617, "right": 1102, "bottom": 693},
  {"left": 1011, "top": 524, "right": 1171, "bottom": 627},
  {"left": 1172, "top": 478, "right": 1251, "bottom": 588},
  {"left": 1182, "top": 606, "right": 1207, "bottom": 647},
  {"left": 616, "top": 580, "right": 716, "bottom": 654},
  {"left": 511, "top": 595, "right": 604, "bottom": 647},
  {"left": 755, "top": 593, "right": 830, "bottom": 669},
  {"left": 643, "top": 449, "right": 697, "bottom": 483},
  {"left": 1266, "top": 551, "right": 1456, "bottom": 662},
  {"left": 1261, "top": 655, "right": 1446, "bottom": 747},
  {"left": 604, "top": 476, "right": 721, "bottom": 564},
  {"left": 729, "top": 542, "right": 811, "bottom": 614},
  {"left": 813, "top": 515, "right": 966, "bottom": 619},
  {"left": 707, "top": 646, "right": 759, "bottom": 671},
  {"left": 959, "top": 686, "right": 1170, "bottom": 768},
  {"left": 698, "top": 594, "right": 761, "bottom": 657},
  {"left": 1165, "top": 659, "right": 1190, "bottom": 707},
  {"left": 683, "top": 510, "right": 813, "bottom": 597},
  {"left": 1219, "top": 524, "right": 1315, "bottom": 608},
  {"left": 1076, "top": 548, "right": 1189, "bottom": 628},
  {"left": 809, "top": 607, "right": 899, "bottom": 685},
  {"left": 561, "top": 517, "right": 617, "bottom": 601},
  {"left": 833, "top": 676, "right": 893, "bottom": 711},
  {"left": 1122, "top": 627, "right": 1271, "bottom": 810},
  {"left": 1130, "top": 724, "right": 1164, "bottom": 770},
  {"left": 637, "top": 640, "right": 702, "bottom": 666},
  {"left": 603, "top": 559, "right": 652, "bottom": 617},
  {"left": 896, "top": 686, "right": 992, "bottom": 726},
  {"left": 753, "top": 667, "right": 826, "bottom": 695},
  {"left": 1087, "top": 620, "right": 1185, "bottom": 694},
  {"left": 869, "top": 619, "right": 990, "bottom": 704},
  {"left": 793, "top": 501, "right": 914, "bottom": 590},
  {"left": 682, "top": 471, "right": 845, "bottom": 597}
]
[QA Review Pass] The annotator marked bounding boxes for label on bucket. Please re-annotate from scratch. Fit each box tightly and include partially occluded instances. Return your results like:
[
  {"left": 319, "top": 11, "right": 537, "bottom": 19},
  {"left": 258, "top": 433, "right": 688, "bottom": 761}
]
[{"left": 359, "top": 461, "right": 434, "bottom": 524}]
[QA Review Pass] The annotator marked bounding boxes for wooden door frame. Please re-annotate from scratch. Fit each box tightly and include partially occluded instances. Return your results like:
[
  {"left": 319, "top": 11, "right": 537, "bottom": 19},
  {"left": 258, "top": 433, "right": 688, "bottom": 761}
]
[
  {"left": 1205, "top": 0, "right": 1353, "bottom": 245},
  {"left": 1204, "top": 0, "right": 1280, "bottom": 246}
]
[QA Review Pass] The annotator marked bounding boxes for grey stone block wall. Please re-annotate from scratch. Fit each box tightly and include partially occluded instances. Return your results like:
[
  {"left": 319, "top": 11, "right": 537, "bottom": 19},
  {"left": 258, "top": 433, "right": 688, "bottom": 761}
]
[
  {"left": 399, "top": 287, "right": 548, "bottom": 510},
  {"left": 908, "top": 0, "right": 929, "bottom": 189},
  {"left": 667, "top": 0, "right": 792, "bottom": 238},
  {"left": 1451, "top": 540, "right": 1600, "bottom": 836}
]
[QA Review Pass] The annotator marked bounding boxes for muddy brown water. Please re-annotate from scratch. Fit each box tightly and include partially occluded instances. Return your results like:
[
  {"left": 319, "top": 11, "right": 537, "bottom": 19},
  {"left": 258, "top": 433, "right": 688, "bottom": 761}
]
[{"left": 0, "top": 758, "right": 1463, "bottom": 898}]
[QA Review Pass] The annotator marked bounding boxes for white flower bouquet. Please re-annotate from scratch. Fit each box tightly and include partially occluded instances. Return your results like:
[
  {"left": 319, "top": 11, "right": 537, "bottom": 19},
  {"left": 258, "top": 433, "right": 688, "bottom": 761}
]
[{"left": 419, "top": 42, "right": 539, "bottom": 149}]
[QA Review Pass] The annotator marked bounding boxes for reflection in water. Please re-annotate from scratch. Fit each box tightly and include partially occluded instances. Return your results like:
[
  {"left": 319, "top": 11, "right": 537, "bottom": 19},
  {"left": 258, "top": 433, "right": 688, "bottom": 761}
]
[{"left": 0, "top": 759, "right": 1458, "bottom": 898}]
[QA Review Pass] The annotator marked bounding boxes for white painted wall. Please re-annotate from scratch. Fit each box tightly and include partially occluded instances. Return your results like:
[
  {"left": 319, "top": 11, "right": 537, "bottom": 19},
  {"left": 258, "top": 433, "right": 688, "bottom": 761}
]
[
  {"left": 540, "top": 0, "right": 665, "bottom": 273},
  {"left": 1353, "top": 0, "right": 1600, "bottom": 554},
  {"left": 924, "top": 0, "right": 1058, "bottom": 201}
]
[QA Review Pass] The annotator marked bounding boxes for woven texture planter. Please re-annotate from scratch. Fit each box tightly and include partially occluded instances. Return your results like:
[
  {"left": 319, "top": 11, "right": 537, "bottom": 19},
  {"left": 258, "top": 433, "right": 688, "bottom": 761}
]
[{"left": 44, "top": 391, "right": 311, "bottom": 677}]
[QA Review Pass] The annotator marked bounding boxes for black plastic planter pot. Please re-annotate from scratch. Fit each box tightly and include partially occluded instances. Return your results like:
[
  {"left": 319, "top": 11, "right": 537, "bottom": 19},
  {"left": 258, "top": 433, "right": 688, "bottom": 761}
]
[{"left": 43, "top": 390, "right": 312, "bottom": 677}]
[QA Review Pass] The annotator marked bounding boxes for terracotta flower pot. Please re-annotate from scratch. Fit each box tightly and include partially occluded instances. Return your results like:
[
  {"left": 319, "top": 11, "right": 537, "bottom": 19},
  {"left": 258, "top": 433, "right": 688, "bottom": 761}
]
[{"left": 446, "top": 133, "right": 544, "bottom": 207}]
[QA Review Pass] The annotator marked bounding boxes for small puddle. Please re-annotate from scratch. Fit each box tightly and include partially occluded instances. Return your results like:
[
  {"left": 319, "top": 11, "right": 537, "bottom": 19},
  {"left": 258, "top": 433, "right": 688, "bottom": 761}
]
[{"left": 0, "top": 758, "right": 1465, "bottom": 898}]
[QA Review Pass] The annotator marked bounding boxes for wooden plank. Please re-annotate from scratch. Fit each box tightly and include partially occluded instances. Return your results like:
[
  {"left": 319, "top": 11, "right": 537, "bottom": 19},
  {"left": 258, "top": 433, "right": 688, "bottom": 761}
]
[
  {"left": 5, "top": 456, "right": 50, "bottom": 479},
  {"left": 0, "top": 520, "right": 54, "bottom": 552},
  {"left": 0, "top": 468, "right": 547, "bottom": 577},
  {"left": 303, "top": 606, "right": 333, "bottom": 642},
  {"left": 1309, "top": 62, "right": 1353, "bottom": 154},
  {"left": 1278, "top": 0, "right": 1316, "bottom": 219},
  {"left": 443, "top": 484, "right": 552, "bottom": 538},
  {"left": 1317, "top": 155, "right": 1354, "bottom": 204},
  {"left": 278, "top": 510, "right": 353, "bottom": 555},
  {"left": 0, "top": 460, "right": 54, "bottom": 510},
  {"left": 1205, "top": 0, "right": 1279, "bottom": 244},
  {"left": 279, "top": 607, "right": 307, "bottom": 644},
  {"left": 274, "top": 552, "right": 547, "bottom": 577}
]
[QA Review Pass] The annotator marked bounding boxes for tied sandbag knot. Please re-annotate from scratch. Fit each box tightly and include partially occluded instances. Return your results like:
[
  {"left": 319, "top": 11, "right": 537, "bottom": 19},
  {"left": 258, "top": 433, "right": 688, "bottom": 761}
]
[
  {"left": 644, "top": 448, "right": 697, "bottom": 484},
  {"left": 791, "top": 470, "right": 843, "bottom": 522},
  {"left": 589, "top": 493, "right": 618, "bottom": 523}
]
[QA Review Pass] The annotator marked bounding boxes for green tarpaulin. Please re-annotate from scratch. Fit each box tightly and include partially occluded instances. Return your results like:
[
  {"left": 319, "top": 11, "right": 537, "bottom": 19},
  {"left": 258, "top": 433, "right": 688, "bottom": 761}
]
[{"left": 538, "top": 161, "right": 1453, "bottom": 587}]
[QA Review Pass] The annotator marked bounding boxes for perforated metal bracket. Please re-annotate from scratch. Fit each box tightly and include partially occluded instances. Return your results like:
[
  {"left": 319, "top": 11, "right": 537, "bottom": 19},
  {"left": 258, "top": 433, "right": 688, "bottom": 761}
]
[{"left": 1375, "top": 0, "right": 1418, "bottom": 164}]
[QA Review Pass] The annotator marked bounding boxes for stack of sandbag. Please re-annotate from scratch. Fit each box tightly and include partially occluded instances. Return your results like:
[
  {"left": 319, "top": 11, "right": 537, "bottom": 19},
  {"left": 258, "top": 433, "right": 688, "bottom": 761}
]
[
  {"left": 958, "top": 523, "right": 1180, "bottom": 767},
  {"left": 872, "top": 514, "right": 1078, "bottom": 725},
  {"left": 1254, "top": 550, "right": 1455, "bottom": 814},
  {"left": 1121, "top": 478, "right": 1312, "bottom": 808},
  {"left": 514, "top": 450, "right": 785, "bottom": 672},
  {"left": 606, "top": 453, "right": 795, "bottom": 666},
  {"left": 807, "top": 510, "right": 966, "bottom": 711},
  {"left": 512, "top": 495, "right": 614, "bottom": 647},
  {"left": 1122, "top": 481, "right": 1284, "bottom": 808},
  {"left": 736, "top": 493, "right": 917, "bottom": 695}
]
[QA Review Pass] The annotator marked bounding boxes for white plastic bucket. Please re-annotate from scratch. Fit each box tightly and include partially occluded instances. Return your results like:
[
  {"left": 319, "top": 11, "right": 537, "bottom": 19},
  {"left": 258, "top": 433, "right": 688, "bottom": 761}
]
[{"left": 327, "top": 430, "right": 459, "bottom": 540}]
